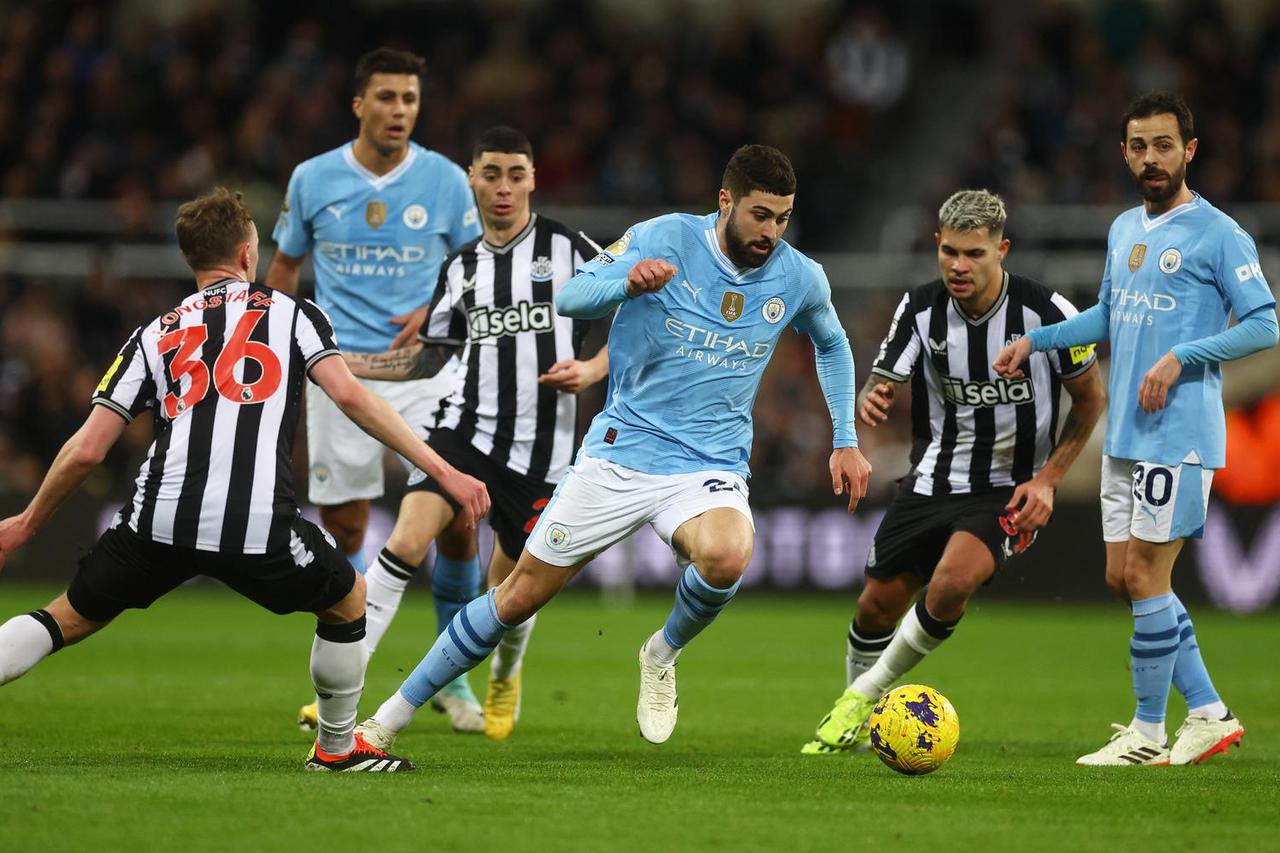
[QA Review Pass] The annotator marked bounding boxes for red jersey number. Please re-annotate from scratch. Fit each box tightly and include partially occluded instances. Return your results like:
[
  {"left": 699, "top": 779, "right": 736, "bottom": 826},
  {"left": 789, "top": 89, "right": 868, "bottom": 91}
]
[{"left": 158, "top": 310, "right": 282, "bottom": 417}]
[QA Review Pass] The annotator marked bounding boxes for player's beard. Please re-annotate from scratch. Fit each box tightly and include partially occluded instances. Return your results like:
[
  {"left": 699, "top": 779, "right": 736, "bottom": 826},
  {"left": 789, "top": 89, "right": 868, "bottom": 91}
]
[
  {"left": 1132, "top": 161, "right": 1185, "bottom": 205},
  {"left": 724, "top": 214, "right": 774, "bottom": 269}
]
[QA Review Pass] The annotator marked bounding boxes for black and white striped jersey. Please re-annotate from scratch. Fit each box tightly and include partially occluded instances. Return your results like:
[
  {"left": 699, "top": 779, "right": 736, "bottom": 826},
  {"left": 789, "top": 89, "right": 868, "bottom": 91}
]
[
  {"left": 420, "top": 214, "right": 600, "bottom": 484},
  {"left": 92, "top": 279, "right": 339, "bottom": 553},
  {"left": 872, "top": 272, "right": 1096, "bottom": 496}
]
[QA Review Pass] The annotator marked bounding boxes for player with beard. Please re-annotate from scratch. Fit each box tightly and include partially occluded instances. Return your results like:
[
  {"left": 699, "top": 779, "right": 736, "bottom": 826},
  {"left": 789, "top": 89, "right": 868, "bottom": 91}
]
[
  {"left": 996, "top": 92, "right": 1278, "bottom": 766},
  {"left": 354, "top": 144, "right": 875, "bottom": 749}
]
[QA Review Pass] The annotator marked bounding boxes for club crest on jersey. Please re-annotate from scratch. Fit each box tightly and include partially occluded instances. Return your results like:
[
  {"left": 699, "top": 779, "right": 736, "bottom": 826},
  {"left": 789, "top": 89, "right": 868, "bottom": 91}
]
[
  {"left": 1159, "top": 248, "right": 1182, "bottom": 274},
  {"left": 530, "top": 256, "right": 555, "bottom": 281},
  {"left": 1128, "top": 243, "right": 1146, "bottom": 272},
  {"left": 403, "top": 204, "right": 428, "bottom": 230},
  {"left": 762, "top": 296, "right": 786, "bottom": 324},
  {"left": 720, "top": 290, "right": 745, "bottom": 322},
  {"left": 366, "top": 201, "right": 387, "bottom": 229}
]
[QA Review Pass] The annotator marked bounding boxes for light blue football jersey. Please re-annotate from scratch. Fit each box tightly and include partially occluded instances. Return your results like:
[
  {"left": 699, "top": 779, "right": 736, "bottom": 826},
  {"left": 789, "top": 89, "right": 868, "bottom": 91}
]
[
  {"left": 273, "top": 141, "right": 481, "bottom": 352},
  {"left": 1100, "top": 194, "right": 1275, "bottom": 467},
  {"left": 570, "top": 212, "right": 856, "bottom": 477}
]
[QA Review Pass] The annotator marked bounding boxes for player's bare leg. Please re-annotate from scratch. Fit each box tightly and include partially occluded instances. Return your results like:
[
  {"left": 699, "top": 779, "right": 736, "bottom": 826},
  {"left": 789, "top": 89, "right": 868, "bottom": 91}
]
[
  {"left": 483, "top": 545, "right": 527, "bottom": 739},
  {"left": 0, "top": 592, "right": 109, "bottom": 685},
  {"left": 810, "top": 534, "right": 990, "bottom": 753},
  {"left": 320, "top": 499, "right": 370, "bottom": 573},
  {"left": 359, "top": 550, "right": 580, "bottom": 750},
  {"left": 366, "top": 491, "right": 454, "bottom": 654},
  {"left": 1103, "top": 541, "right": 1129, "bottom": 603},
  {"left": 636, "top": 508, "right": 754, "bottom": 744}
]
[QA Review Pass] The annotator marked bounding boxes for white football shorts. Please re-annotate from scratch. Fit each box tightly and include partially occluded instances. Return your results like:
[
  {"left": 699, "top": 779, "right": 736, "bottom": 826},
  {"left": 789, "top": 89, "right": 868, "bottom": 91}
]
[
  {"left": 525, "top": 454, "right": 754, "bottom": 568},
  {"left": 1100, "top": 455, "right": 1214, "bottom": 544},
  {"left": 306, "top": 372, "right": 454, "bottom": 505}
]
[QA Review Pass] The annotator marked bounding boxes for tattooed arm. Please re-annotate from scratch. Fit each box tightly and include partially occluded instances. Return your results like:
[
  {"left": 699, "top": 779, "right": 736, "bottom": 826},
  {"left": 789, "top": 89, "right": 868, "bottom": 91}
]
[{"left": 342, "top": 339, "right": 464, "bottom": 381}]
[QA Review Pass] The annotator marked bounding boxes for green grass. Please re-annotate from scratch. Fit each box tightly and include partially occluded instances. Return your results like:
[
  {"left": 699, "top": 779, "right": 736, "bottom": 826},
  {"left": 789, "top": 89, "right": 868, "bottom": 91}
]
[{"left": 0, "top": 584, "right": 1275, "bottom": 853}]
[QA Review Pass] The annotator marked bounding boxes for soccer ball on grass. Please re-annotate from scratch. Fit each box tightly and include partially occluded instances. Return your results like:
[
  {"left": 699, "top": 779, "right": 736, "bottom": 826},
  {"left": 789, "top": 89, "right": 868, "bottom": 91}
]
[{"left": 867, "top": 684, "right": 959, "bottom": 775}]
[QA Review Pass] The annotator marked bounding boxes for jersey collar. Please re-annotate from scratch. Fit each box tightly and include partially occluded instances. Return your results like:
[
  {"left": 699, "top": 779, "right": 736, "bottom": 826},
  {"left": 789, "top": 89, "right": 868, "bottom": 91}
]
[
  {"left": 342, "top": 142, "right": 419, "bottom": 191},
  {"left": 483, "top": 213, "right": 537, "bottom": 255},
  {"left": 952, "top": 271, "right": 1009, "bottom": 327},
  {"left": 1140, "top": 191, "right": 1200, "bottom": 232}
]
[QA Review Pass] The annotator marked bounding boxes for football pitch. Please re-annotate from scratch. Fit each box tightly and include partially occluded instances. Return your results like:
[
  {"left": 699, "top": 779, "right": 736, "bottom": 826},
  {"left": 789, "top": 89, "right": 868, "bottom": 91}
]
[{"left": 0, "top": 584, "right": 1274, "bottom": 853}]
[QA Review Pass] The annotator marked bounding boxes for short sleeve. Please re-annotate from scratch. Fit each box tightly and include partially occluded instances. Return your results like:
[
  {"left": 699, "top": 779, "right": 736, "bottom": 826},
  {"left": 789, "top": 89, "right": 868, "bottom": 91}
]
[
  {"left": 1216, "top": 223, "right": 1276, "bottom": 318},
  {"left": 1042, "top": 292, "right": 1098, "bottom": 378},
  {"left": 418, "top": 257, "right": 470, "bottom": 345},
  {"left": 273, "top": 165, "right": 313, "bottom": 258},
  {"left": 296, "top": 299, "right": 340, "bottom": 372},
  {"left": 870, "top": 292, "right": 921, "bottom": 381},
  {"left": 92, "top": 326, "right": 156, "bottom": 422}
]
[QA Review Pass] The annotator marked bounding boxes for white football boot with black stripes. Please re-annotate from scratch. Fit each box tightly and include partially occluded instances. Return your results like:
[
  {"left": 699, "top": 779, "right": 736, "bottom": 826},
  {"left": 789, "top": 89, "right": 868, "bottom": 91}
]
[
  {"left": 305, "top": 731, "right": 415, "bottom": 773},
  {"left": 1075, "top": 724, "right": 1169, "bottom": 766}
]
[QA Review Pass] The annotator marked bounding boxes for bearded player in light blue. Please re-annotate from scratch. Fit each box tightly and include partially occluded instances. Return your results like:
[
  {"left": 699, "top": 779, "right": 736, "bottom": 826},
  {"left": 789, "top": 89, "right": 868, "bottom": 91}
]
[
  {"left": 357, "top": 144, "right": 874, "bottom": 748},
  {"left": 996, "top": 93, "right": 1278, "bottom": 767},
  {"left": 270, "top": 48, "right": 485, "bottom": 733}
]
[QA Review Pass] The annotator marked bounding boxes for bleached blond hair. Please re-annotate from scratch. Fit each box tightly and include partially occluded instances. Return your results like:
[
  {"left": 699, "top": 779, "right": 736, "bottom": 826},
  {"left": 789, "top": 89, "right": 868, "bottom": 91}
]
[{"left": 938, "top": 189, "right": 1007, "bottom": 236}]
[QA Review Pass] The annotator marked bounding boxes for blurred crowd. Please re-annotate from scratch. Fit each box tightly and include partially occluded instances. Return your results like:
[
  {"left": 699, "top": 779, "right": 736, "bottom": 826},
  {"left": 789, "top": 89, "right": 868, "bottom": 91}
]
[
  {"left": 959, "top": 0, "right": 1280, "bottom": 207},
  {"left": 2, "top": 0, "right": 1277, "bottom": 507},
  {"left": 0, "top": 0, "right": 916, "bottom": 246}
]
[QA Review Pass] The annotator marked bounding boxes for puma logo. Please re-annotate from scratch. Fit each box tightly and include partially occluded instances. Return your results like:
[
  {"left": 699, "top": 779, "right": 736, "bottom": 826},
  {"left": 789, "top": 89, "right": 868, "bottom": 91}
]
[
  {"left": 681, "top": 279, "right": 702, "bottom": 301},
  {"left": 326, "top": 204, "right": 345, "bottom": 221}
]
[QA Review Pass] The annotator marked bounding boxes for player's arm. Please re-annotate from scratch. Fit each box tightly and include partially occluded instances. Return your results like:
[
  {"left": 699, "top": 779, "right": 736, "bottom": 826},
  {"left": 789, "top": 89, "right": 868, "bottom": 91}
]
[
  {"left": 795, "top": 293, "right": 872, "bottom": 512},
  {"left": 994, "top": 304, "right": 1108, "bottom": 379},
  {"left": 0, "top": 407, "right": 128, "bottom": 569},
  {"left": 265, "top": 250, "right": 304, "bottom": 295},
  {"left": 556, "top": 259, "right": 677, "bottom": 319},
  {"left": 268, "top": 166, "right": 312, "bottom": 295},
  {"left": 1006, "top": 362, "right": 1105, "bottom": 533},
  {"left": 343, "top": 339, "right": 464, "bottom": 381},
  {"left": 1139, "top": 305, "right": 1277, "bottom": 414},
  {"left": 538, "top": 344, "right": 609, "bottom": 394},
  {"left": 308, "top": 354, "right": 489, "bottom": 526},
  {"left": 858, "top": 372, "right": 905, "bottom": 427}
]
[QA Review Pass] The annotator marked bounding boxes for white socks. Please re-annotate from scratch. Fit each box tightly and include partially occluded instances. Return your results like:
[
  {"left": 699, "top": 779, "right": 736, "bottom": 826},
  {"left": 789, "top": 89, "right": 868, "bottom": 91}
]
[
  {"left": 1188, "top": 700, "right": 1228, "bottom": 720},
  {"left": 363, "top": 549, "right": 416, "bottom": 658},
  {"left": 0, "top": 611, "right": 62, "bottom": 685},
  {"left": 851, "top": 602, "right": 954, "bottom": 698},
  {"left": 373, "top": 690, "right": 418, "bottom": 733},
  {"left": 491, "top": 614, "right": 536, "bottom": 681},
  {"left": 644, "top": 629, "right": 681, "bottom": 667},
  {"left": 310, "top": 618, "right": 368, "bottom": 755},
  {"left": 1130, "top": 718, "right": 1167, "bottom": 745}
]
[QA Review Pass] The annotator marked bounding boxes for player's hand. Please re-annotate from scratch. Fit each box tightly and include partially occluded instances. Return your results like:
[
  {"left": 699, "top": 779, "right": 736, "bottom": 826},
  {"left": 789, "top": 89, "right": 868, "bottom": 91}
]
[
  {"left": 993, "top": 336, "right": 1033, "bottom": 379},
  {"left": 1005, "top": 476, "right": 1054, "bottom": 533},
  {"left": 858, "top": 382, "right": 897, "bottom": 427},
  {"left": 0, "top": 515, "right": 36, "bottom": 573},
  {"left": 440, "top": 470, "right": 491, "bottom": 530},
  {"left": 830, "top": 447, "right": 872, "bottom": 513},
  {"left": 626, "top": 259, "right": 678, "bottom": 296},
  {"left": 388, "top": 304, "right": 430, "bottom": 351},
  {"left": 1138, "top": 352, "right": 1183, "bottom": 414},
  {"left": 538, "top": 358, "right": 605, "bottom": 394}
]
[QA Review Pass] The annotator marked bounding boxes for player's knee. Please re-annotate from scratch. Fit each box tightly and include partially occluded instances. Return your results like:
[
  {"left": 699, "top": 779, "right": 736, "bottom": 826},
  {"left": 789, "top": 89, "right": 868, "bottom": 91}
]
[
  {"left": 693, "top": 540, "right": 752, "bottom": 588},
  {"left": 1103, "top": 569, "right": 1129, "bottom": 602},
  {"left": 855, "top": 586, "right": 901, "bottom": 633},
  {"left": 928, "top": 565, "right": 983, "bottom": 609},
  {"left": 318, "top": 573, "right": 366, "bottom": 624}
]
